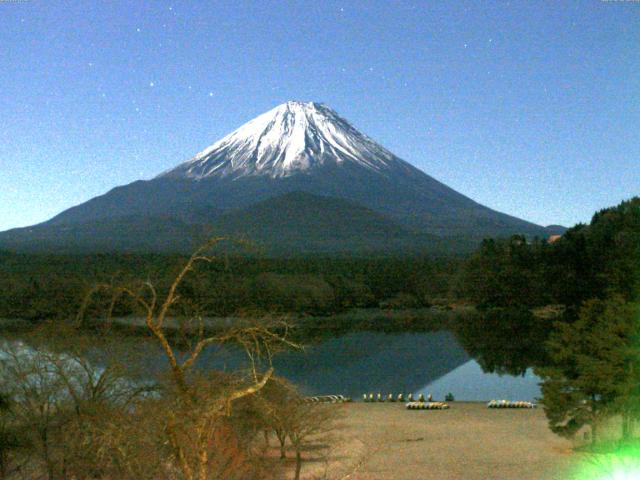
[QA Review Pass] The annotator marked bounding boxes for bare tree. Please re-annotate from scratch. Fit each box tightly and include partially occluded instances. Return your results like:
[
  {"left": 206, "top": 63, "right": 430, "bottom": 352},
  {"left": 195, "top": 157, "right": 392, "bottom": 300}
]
[
  {"left": 0, "top": 342, "right": 70, "bottom": 480},
  {"left": 0, "top": 331, "right": 158, "bottom": 480},
  {"left": 287, "top": 402, "right": 337, "bottom": 480},
  {"left": 254, "top": 377, "right": 299, "bottom": 460},
  {"left": 253, "top": 377, "right": 339, "bottom": 480},
  {"left": 77, "top": 237, "right": 300, "bottom": 480},
  {"left": 0, "top": 390, "right": 21, "bottom": 480}
]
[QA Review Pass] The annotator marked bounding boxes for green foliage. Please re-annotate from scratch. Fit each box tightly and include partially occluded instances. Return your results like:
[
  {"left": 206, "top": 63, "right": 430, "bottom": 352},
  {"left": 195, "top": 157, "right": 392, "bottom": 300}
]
[
  {"left": 457, "top": 197, "right": 640, "bottom": 378},
  {"left": 454, "top": 307, "right": 550, "bottom": 376},
  {"left": 247, "top": 273, "right": 335, "bottom": 314},
  {"left": 584, "top": 198, "right": 640, "bottom": 302},
  {"left": 460, "top": 236, "right": 553, "bottom": 309},
  {"left": 460, "top": 197, "right": 640, "bottom": 309},
  {"left": 459, "top": 197, "right": 640, "bottom": 444},
  {"left": 536, "top": 297, "right": 640, "bottom": 443},
  {"left": 0, "top": 252, "right": 463, "bottom": 321}
]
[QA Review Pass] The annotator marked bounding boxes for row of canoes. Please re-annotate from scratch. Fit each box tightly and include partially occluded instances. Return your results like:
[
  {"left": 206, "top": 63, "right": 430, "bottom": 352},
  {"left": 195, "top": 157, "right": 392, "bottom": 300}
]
[
  {"left": 487, "top": 400, "right": 536, "bottom": 409},
  {"left": 406, "top": 401, "right": 450, "bottom": 410},
  {"left": 305, "top": 395, "right": 350, "bottom": 403},
  {"left": 362, "top": 393, "right": 433, "bottom": 403}
]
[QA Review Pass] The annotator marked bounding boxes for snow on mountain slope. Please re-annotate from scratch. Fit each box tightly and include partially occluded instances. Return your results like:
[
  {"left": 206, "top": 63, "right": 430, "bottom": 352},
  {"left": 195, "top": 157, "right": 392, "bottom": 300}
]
[
  {"left": 160, "top": 101, "right": 403, "bottom": 180},
  {"left": 0, "top": 100, "right": 550, "bottom": 253}
]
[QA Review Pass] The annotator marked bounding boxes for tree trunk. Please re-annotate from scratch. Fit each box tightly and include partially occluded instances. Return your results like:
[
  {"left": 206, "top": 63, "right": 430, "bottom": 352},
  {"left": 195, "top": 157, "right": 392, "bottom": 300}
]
[
  {"left": 277, "top": 431, "right": 286, "bottom": 459},
  {"left": 294, "top": 449, "right": 302, "bottom": 480},
  {"left": 0, "top": 450, "right": 6, "bottom": 480},
  {"left": 622, "top": 412, "right": 633, "bottom": 442},
  {"left": 42, "top": 428, "right": 55, "bottom": 480},
  {"left": 591, "top": 398, "right": 598, "bottom": 446},
  {"left": 197, "top": 445, "right": 209, "bottom": 480}
]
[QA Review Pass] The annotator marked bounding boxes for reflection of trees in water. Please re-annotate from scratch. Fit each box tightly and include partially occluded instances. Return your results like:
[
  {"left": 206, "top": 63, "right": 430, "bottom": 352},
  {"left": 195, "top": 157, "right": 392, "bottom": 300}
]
[
  {"left": 187, "top": 330, "right": 470, "bottom": 398},
  {"left": 6, "top": 308, "right": 534, "bottom": 398},
  {"left": 452, "top": 307, "right": 552, "bottom": 376}
]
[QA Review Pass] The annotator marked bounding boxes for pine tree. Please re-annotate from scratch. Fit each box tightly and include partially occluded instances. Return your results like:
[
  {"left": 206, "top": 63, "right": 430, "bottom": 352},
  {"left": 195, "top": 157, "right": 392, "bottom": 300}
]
[{"left": 536, "top": 296, "right": 640, "bottom": 444}]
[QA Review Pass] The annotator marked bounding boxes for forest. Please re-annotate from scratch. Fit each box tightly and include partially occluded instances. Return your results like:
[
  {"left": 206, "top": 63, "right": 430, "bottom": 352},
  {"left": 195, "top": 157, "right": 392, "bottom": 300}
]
[
  {"left": 0, "top": 197, "right": 639, "bottom": 479},
  {"left": 0, "top": 251, "right": 464, "bottom": 321},
  {"left": 459, "top": 197, "right": 640, "bottom": 446}
]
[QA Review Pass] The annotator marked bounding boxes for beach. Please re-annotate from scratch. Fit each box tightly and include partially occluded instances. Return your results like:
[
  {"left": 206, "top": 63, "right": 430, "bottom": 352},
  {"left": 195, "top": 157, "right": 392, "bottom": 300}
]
[{"left": 288, "top": 401, "right": 578, "bottom": 480}]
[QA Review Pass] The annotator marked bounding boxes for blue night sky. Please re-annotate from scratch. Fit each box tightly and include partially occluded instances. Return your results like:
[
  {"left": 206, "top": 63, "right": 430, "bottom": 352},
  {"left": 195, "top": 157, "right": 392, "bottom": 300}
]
[{"left": 1, "top": 0, "right": 638, "bottom": 232}]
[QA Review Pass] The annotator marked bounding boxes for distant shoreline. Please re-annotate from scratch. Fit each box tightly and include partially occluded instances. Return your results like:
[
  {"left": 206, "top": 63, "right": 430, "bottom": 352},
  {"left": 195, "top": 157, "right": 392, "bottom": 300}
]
[{"left": 0, "top": 305, "right": 474, "bottom": 339}]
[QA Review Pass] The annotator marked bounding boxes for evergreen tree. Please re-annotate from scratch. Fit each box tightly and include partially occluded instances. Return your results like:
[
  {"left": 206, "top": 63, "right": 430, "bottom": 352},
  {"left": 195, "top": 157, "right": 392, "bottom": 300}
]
[{"left": 536, "top": 297, "right": 640, "bottom": 444}]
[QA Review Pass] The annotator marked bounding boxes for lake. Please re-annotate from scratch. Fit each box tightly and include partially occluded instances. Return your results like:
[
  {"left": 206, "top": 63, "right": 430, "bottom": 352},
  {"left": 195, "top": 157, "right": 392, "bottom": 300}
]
[
  {"left": 192, "top": 330, "right": 542, "bottom": 401},
  {"left": 0, "top": 327, "right": 542, "bottom": 402}
]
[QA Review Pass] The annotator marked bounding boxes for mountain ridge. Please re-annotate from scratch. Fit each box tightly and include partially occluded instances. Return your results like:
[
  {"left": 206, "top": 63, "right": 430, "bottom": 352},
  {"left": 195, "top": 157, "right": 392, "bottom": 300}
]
[
  {"left": 0, "top": 101, "right": 554, "bottom": 254},
  {"left": 0, "top": 192, "right": 482, "bottom": 255}
]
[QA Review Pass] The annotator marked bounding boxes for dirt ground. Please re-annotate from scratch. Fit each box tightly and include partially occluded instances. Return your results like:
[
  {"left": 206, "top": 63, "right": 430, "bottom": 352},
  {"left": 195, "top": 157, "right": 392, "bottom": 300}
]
[{"left": 287, "top": 402, "right": 580, "bottom": 480}]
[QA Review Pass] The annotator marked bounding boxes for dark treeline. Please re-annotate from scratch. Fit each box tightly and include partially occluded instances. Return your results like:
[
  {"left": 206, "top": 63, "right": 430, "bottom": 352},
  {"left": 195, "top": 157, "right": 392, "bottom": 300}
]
[
  {"left": 0, "top": 251, "right": 464, "bottom": 321},
  {"left": 456, "top": 197, "right": 640, "bottom": 372},
  {"left": 2, "top": 197, "right": 637, "bottom": 330},
  {"left": 461, "top": 197, "right": 639, "bottom": 309},
  {"left": 458, "top": 197, "right": 640, "bottom": 446}
]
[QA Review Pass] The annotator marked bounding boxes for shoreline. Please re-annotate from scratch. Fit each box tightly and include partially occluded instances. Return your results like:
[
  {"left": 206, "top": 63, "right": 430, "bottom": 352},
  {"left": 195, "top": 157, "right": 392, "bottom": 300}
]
[
  {"left": 291, "top": 402, "right": 577, "bottom": 479},
  {"left": 0, "top": 305, "right": 474, "bottom": 339}
]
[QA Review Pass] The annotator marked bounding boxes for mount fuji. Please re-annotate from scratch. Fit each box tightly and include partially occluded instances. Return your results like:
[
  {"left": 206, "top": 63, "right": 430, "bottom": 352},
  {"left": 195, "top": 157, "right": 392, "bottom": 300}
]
[{"left": 0, "top": 101, "right": 555, "bottom": 255}]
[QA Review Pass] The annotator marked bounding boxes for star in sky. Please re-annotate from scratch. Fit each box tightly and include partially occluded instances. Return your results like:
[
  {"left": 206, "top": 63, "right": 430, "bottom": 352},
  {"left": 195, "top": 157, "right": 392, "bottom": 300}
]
[{"left": 0, "top": 1, "right": 636, "bottom": 232}]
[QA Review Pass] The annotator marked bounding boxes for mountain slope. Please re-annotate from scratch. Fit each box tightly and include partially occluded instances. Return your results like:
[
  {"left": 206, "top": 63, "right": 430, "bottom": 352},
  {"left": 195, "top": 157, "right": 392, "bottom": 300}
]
[
  {"left": 0, "top": 192, "right": 474, "bottom": 256},
  {"left": 0, "top": 215, "right": 204, "bottom": 253},
  {"left": 0, "top": 192, "right": 479, "bottom": 255},
  {"left": 0, "top": 101, "right": 550, "bottom": 254},
  {"left": 213, "top": 192, "right": 446, "bottom": 255}
]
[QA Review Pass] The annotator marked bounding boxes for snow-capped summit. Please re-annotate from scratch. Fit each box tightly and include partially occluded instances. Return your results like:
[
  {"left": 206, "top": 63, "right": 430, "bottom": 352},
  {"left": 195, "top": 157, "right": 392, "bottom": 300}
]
[
  {"left": 1, "top": 100, "right": 550, "bottom": 254},
  {"left": 160, "top": 101, "right": 401, "bottom": 180}
]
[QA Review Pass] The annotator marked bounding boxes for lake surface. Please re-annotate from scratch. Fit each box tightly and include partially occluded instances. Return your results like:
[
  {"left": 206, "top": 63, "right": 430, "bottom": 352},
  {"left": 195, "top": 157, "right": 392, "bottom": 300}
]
[
  {"left": 192, "top": 330, "right": 541, "bottom": 401},
  {"left": 0, "top": 328, "right": 542, "bottom": 402},
  {"left": 417, "top": 361, "right": 540, "bottom": 402}
]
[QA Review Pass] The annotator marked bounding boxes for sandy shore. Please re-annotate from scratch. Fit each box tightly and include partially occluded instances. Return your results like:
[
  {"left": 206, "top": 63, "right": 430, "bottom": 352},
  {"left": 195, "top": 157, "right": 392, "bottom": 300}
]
[{"left": 289, "top": 402, "right": 578, "bottom": 480}]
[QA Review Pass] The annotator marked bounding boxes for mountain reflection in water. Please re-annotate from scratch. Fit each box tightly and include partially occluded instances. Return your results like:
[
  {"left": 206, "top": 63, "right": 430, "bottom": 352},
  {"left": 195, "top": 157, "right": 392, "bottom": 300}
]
[
  {"left": 194, "top": 330, "right": 540, "bottom": 400},
  {"left": 0, "top": 328, "right": 542, "bottom": 401},
  {"left": 417, "top": 361, "right": 540, "bottom": 402}
]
